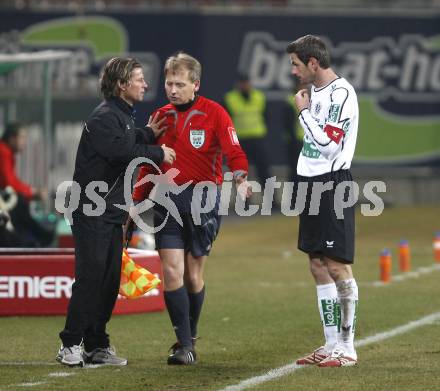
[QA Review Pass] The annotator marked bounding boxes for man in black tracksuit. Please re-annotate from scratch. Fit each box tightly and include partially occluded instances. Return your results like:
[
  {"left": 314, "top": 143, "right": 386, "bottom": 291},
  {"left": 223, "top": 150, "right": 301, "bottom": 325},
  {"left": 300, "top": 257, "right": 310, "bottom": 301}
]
[{"left": 57, "top": 57, "right": 176, "bottom": 367}]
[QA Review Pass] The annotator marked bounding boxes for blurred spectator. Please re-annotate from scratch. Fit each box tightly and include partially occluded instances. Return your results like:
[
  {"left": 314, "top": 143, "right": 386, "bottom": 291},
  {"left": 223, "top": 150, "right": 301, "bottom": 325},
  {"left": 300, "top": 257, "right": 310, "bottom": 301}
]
[
  {"left": 0, "top": 207, "right": 14, "bottom": 247},
  {"left": 0, "top": 188, "right": 24, "bottom": 247},
  {"left": 224, "top": 73, "right": 271, "bottom": 187},
  {"left": 0, "top": 122, "right": 54, "bottom": 247}
]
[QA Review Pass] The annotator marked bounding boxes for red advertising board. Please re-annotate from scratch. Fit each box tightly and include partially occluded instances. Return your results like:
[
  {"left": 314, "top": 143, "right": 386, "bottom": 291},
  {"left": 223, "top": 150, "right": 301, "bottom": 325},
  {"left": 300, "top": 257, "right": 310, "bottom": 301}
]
[{"left": 0, "top": 248, "right": 165, "bottom": 316}]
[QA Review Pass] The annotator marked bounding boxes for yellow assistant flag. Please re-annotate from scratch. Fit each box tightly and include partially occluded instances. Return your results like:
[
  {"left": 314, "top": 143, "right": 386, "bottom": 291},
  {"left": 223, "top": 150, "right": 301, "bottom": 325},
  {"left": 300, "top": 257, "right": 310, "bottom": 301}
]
[{"left": 119, "top": 249, "right": 161, "bottom": 299}]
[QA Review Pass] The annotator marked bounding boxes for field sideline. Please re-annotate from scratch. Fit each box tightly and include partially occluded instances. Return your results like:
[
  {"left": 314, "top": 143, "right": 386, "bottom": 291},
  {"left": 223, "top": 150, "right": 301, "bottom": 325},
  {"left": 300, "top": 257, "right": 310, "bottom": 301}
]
[{"left": 1, "top": 205, "right": 440, "bottom": 390}]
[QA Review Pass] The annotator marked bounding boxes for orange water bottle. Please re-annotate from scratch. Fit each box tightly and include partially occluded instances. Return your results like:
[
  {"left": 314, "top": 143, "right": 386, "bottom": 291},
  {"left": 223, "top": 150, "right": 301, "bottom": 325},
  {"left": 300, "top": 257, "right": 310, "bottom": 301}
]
[
  {"left": 380, "top": 248, "right": 392, "bottom": 283},
  {"left": 398, "top": 240, "right": 411, "bottom": 272},
  {"left": 434, "top": 232, "right": 440, "bottom": 263}
]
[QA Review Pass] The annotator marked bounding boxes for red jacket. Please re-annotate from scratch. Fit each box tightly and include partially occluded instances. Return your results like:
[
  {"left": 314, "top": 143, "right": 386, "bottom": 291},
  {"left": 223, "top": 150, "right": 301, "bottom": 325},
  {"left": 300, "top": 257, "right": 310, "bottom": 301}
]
[
  {"left": 0, "top": 141, "right": 33, "bottom": 200},
  {"left": 133, "top": 96, "right": 248, "bottom": 201}
]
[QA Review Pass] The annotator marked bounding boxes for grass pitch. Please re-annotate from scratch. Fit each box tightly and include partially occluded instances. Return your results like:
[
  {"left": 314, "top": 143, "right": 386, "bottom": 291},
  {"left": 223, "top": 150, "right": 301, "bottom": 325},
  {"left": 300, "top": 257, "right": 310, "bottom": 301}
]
[{"left": 1, "top": 205, "right": 440, "bottom": 390}]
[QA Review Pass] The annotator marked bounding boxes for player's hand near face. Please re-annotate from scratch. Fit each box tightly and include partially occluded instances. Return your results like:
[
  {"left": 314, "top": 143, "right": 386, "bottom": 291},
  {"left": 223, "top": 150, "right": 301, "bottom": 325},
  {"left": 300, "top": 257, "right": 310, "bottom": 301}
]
[{"left": 295, "top": 89, "right": 310, "bottom": 112}]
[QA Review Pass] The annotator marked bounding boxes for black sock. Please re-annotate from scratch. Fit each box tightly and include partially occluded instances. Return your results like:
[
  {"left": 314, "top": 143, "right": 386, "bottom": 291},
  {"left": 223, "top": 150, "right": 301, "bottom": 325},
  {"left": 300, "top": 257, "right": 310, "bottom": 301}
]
[
  {"left": 188, "top": 285, "right": 205, "bottom": 339},
  {"left": 164, "top": 286, "right": 192, "bottom": 348}
]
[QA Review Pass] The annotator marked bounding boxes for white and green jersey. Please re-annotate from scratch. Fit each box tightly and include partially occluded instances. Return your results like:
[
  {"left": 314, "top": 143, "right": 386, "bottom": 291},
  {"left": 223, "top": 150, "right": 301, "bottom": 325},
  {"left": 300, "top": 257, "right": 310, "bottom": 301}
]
[{"left": 297, "top": 77, "right": 358, "bottom": 177}]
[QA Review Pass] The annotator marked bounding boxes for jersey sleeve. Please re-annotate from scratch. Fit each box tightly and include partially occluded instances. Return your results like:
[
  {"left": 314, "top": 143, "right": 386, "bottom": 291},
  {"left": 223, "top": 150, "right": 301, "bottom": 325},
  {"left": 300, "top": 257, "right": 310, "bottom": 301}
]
[
  {"left": 298, "top": 87, "right": 354, "bottom": 161},
  {"left": 132, "top": 164, "right": 156, "bottom": 202},
  {"left": 215, "top": 106, "right": 248, "bottom": 177}
]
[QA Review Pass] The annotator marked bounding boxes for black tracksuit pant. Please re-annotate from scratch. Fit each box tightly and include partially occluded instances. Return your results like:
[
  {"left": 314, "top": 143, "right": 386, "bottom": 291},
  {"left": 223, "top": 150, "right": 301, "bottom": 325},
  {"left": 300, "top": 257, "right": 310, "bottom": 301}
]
[{"left": 59, "top": 213, "right": 122, "bottom": 351}]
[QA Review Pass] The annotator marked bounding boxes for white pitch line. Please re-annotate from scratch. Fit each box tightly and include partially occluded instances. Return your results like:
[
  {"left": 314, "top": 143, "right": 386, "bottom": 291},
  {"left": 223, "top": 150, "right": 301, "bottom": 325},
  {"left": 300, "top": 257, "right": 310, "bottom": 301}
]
[
  {"left": 218, "top": 311, "right": 440, "bottom": 391},
  {"left": 15, "top": 381, "right": 48, "bottom": 387},
  {"left": 355, "top": 311, "right": 440, "bottom": 347},
  {"left": 7, "top": 365, "right": 104, "bottom": 390},
  {"left": 0, "top": 362, "right": 58, "bottom": 366},
  {"left": 47, "top": 372, "right": 74, "bottom": 377},
  {"left": 83, "top": 364, "right": 106, "bottom": 369},
  {"left": 0, "top": 362, "right": 103, "bottom": 368}
]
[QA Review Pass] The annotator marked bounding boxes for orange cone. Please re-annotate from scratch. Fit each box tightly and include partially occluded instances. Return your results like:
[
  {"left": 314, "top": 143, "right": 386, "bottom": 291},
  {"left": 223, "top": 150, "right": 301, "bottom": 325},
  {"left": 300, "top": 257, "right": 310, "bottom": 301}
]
[
  {"left": 380, "top": 248, "right": 392, "bottom": 283},
  {"left": 434, "top": 232, "right": 440, "bottom": 263},
  {"left": 398, "top": 240, "right": 411, "bottom": 272}
]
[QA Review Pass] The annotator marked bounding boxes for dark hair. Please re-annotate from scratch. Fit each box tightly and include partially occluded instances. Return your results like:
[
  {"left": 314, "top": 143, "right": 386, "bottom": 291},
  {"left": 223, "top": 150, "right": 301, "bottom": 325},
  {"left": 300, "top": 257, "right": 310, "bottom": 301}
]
[
  {"left": 286, "top": 35, "right": 330, "bottom": 69},
  {"left": 100, "top": 57, "right": 143, "bottom": 99},
  {"left": 164, "top": 51, "right": 202, "bottom": 82},
  {"left": 1, "top": 122, "right": 23, "bottom": 142}
]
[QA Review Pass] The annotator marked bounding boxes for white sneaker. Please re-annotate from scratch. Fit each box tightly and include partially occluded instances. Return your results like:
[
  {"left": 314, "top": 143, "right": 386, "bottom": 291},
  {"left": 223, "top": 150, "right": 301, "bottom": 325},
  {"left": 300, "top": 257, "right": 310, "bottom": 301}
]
[{"left": 56, "top": 345, "right": 84, "bottom": 367}]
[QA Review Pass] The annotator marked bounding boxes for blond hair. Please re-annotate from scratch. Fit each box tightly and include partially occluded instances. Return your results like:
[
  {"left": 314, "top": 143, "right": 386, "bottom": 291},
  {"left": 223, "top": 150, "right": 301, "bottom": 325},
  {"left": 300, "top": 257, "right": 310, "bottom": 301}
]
[{"left": 164, "top": 51, "right": 201, "bottom": 82}]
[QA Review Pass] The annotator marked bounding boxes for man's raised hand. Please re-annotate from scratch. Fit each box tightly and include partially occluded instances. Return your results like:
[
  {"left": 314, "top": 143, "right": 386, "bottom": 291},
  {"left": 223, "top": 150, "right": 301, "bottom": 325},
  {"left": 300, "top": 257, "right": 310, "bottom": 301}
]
[{"left": 147, "top": 112, "right": 167, "bottom": 138}]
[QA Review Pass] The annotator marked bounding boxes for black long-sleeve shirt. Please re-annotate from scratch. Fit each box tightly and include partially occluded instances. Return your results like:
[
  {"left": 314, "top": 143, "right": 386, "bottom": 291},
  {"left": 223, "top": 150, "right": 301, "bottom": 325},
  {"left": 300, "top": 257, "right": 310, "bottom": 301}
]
[{"left": 73, "top": 97, "right": 164, "bottom": 223}]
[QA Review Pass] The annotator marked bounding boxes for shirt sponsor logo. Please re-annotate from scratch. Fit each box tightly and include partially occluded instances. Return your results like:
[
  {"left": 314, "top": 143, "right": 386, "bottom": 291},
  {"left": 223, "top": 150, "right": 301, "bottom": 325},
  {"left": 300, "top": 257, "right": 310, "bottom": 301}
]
[
  {"left": 189, "top": 129, "right": 205, "bottom": 149},
  {"left": 301, "top": 139, "right": 321, "bottom": 159},
  {"left": 314, "top": 102, "right": 322, "bottom": 116},
  {"left": 328, "top": 104, "right": 341, "bottom": 123}
]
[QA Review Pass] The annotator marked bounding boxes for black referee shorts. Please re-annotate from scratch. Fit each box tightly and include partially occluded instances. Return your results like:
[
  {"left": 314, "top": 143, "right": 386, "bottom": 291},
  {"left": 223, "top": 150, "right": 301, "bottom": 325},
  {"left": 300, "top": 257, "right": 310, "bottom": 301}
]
[
  {"left": 297, "top": 169, "right": 355, "bottom": 264},
  {"left": 153, "top": 185, "right": 221, "bottom": 258}
]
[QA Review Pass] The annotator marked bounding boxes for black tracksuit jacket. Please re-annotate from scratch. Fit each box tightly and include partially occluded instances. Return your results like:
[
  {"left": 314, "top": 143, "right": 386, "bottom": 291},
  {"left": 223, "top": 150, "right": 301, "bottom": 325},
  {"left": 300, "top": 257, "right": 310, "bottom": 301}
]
[{"left": 72, "top": 96, "right": 164, "bottom": 224}]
